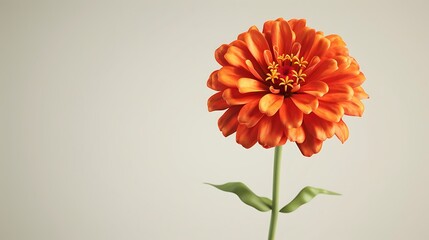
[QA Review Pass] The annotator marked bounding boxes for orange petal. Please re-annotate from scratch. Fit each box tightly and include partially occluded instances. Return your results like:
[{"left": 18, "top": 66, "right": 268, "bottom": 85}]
[
  {"left": 236, "top": 124, "right": 258, "bottom": 148},
  {"left": 218, "top": 106, "right": 241, "bottom": 137},
  {"left": 237, "top": 99, "right": 265, "bottom": 128},
  {"left": 207, "top": 70, "right": 227, "bottom": 91},
  {"left": 262, "top": 19, "right": 275, "bottom": 34},
  {"left": 325, "top": 34, "right": 348, "bottom": 58},
  {"left": 313, "top": 101, "right": 344, "bottom": 122},
  {"left": 306, "top": 59, "right": 338, "bottom": 81},
  {"left": 271, "top": 19, "right": 293, "bottom": 57},
  {"left": 304, "top": 56, "right": 321, "bottom": 75},
  {"left": 289, "top": 19, "right": 307, "bottom": 33},
  {"left": 334, "top": 56, "right": 352, "bottom": 69},
  {"left": 334, "top": 119, "right": 349, "bottom": 143},
  {"left": 290, "top": 93, "right": 318, "bottom": 114},
  {"left": 225, "top": 40, "right": 257, "bottom": 70},
  {"left": 342, "top": 58, "right": 360, "bottom": 72},
  {"left": 342, "top": 97, "right": 364, "bottom": 117},
  {"left": 303, "top": 114, "right": 335, "bottom": 140},
  {"left": 326, "top": 34, "right": 346, "bottom": 49},
  {"left": 259, "top": 93, "right": 284, "bottom": 116},
  {"left": 307, "top": 34, "right": 330, "bottom": 59},
  {"left": 320, "top": 71, "right": 359, "bottom": 84},
  {"left": 299, "top": 28, "right": 316, "bottom": 59},
  {"left": 321, "top": 84, "right": 354, "bottom": 102},
  {"left": 222, "top": 88, "right": 263, "bottom": 106},
  {"left": 237, "top": 78, "right": 268, "bottom": 93},
  {"left": 322, "top": 72, "right": 365, "bottom": 88},
  {"left": 279, "top": 98, "right": 303, "bottom": 128},
  {"left": 278, "top": 131, "right": 288, "bottom": 146},
  {"left": 291, "top": 42, "right": 302, "bottom": 56},
  {"left": 263, "top": 50, "right": 274, "bottom": 66},
  {"left": 215, "top": 44, "right": 230, "bottom": 66},
  {"left": 244, "top": 27, "right": 270, "bottom": 68},
  {"left": 245, "top": 59, "right": 264, "bottom": 80},
  {"left": 287, "top": 126, "right": 305, "bottom": 143},
  {"left": 300, "top": 81, "right": 329, "bottom": 97},
  {"left": 297, "top": 136, "right": 323, "bottom": 157},
  {"left": 353, "top": 86, "right": 369, "bottom": 99},
  {"left": 218, "top": 66, "right": 251, "bottom": 88},
  {"left": 208, "top": 92, "right": 229, "bottom": 112},
  {"left": 237, "top": 31, "right": 246, "bottom": 41},
  {"left": 257, "top": 115, "right": 283, "bottom": 148}
]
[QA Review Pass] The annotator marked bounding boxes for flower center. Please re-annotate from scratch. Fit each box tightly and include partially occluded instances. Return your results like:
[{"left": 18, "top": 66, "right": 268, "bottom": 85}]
[{"left": 265, "top": 54, "right": 308, "bottom": 96}]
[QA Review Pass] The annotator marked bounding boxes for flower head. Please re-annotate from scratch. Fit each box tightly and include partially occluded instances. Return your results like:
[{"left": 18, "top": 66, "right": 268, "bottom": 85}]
[{"left": 207, "top": 18, "right": 368, "bottom": 156}]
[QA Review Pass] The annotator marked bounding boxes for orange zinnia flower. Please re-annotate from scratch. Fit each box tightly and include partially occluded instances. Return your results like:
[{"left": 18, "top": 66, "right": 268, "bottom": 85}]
[{"left": 207, "top": 18, "right": 368, "bottom": 156}]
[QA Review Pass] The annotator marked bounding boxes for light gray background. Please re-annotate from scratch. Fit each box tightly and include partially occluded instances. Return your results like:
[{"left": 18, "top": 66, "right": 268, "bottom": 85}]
[{"left": 1, "top": 0, "right": 428, "bottom": 239}]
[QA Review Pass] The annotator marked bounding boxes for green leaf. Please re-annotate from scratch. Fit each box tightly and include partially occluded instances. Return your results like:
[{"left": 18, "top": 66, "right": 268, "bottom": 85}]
[
  {"left": 206, "top": 182, "right": 272, "bottom": 212},
  {"left": 279, "top": 186, "right": 340, "bottom": 213}
]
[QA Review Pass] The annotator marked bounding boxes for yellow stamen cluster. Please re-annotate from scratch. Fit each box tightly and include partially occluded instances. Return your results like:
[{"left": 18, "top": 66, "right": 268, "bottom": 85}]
[
  {"left": 292, "top": 69, "right": 306, "bottom": 83},
  {"left": 265, "top": 62, "right": 280, "bottom": 83},
  {"left": 265, "top": 54, "right": 308, "bottom": 92},
  {"left": 279, "top": 76, "right": 294, "bottom": 89},
  {"left": 293, "top": 56, "right": 308, "bottom": 68}
]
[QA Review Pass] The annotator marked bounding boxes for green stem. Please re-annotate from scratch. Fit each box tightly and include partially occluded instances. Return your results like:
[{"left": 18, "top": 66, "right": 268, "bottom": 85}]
[{"left": 268, "top": 146, "right": 283, "bottom": 240}]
